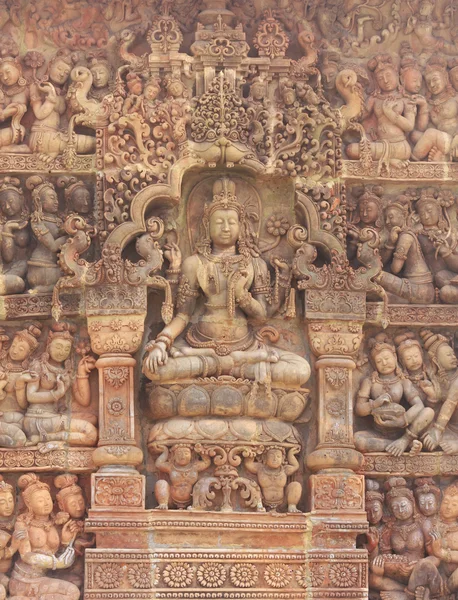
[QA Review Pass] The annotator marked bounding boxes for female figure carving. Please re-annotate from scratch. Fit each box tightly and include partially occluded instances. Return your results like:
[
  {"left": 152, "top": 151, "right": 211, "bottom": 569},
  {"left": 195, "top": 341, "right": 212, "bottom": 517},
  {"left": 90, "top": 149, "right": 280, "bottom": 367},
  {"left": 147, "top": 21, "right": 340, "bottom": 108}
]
[
  {"left": 0, "top": 177, "right": 29, "bottom": 295},
  {"left": 414, "top": 477, "right": 441, "bottom": 540},
  {"left": 0, "top": 323, "right": 41, "bottom": 448},
  {"left": 143, "top": 177, "right": 310, "bottom": 389},
  {"left": 413, "top": 188, "right": 458, "bottom": 304},
  {"left": 26, "top": 175, "right": 67, "bottom": 293},
  {"left": 87, "top": 55, "right": 113, "bottom": 102},
  {"left": 0, "top": 476, "right": 20, "bottom": 599},
  {"left": 370, "top": 478, "right": 425, "bottom": 595},
  {"left": 9, "top": 473, "right": 79, "bottom": 600},
  {"left": 412, "top": 56, "right": 458, "bottom": 162},
  {"left": 29, "top": 49, "right": 95, "bottom": 158},
  {"left": 395, "top": 333, "right": 439, "bottom": 409},
  {"left": 378, "top": 196, "right": 435, "bottom": 304},
  {"left": 23, "top": 322, "right": 97, "bottom": 451},
  {"left": 348, "top": 185, "right": 385, "bottom": 261},
  {"left": 354, "top": 334, "right": 434, "bottom": 456},
  {"left": 364, "top": 479, "right": 385, "bottom": 563},
  {"left": 0, "top": 53, "right": 29, "bottom": 153},
  {"left": 346, "top": 54, "right": 416, "bottom": 167},
  {"left": 420, "top": 329, "right": 458, "bottom": 454}
]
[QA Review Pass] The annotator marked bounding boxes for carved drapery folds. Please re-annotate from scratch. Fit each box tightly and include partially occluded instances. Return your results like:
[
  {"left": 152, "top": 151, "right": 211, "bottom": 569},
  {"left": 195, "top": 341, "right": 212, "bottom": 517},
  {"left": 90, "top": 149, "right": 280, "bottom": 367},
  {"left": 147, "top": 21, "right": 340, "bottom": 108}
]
[{"left": 0, "top": 0, "right": 456, "bottom": 599}]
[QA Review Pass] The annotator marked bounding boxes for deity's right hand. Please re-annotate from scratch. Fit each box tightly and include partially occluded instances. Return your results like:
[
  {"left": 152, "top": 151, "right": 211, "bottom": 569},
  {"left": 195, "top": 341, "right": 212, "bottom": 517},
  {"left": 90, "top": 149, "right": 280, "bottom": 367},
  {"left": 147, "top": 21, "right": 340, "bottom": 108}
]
[
  {"left": 164, "top": 242, "right": 182, "bottom": 270},
  {"left": 145, "top": 341, "right": 168, "bottom": 373}
]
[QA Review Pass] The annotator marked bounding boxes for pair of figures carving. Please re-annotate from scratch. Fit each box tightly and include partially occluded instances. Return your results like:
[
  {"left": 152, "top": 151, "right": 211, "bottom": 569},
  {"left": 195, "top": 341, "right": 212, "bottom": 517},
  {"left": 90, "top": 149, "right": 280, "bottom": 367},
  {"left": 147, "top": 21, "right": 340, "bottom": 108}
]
[
  {"left": 0, "top": 472, "right": 90, "bottom": 600},
  {"left": 356, "top": 329, "right": 458, "bottom": 456},
  {"left": 0, "top": 322, "right": 97, "bottom": 452},
  {"left": 365, "top": 476, "right": 458, "bottom": 600},
  {"left": 0, "top": 43, "right": 112, "bottom": 158},
  {"left": 350, "top": 186, "right": 458, "bottom": 305},
  {"left": 343, "top": 51, "right": 458, "bottom": 164},
  {"left": 0, "top": 175, "right": 92, "bottom": 295},
  {"left": 153, "top": 443, "right": 302, "bottom": 513}
]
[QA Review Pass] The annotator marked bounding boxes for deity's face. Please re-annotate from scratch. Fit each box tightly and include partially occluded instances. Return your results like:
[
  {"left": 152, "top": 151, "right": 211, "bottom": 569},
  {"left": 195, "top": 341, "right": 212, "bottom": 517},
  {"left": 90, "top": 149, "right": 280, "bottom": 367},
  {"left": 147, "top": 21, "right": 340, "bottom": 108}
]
[
  {"left": 173, "top": 447, "right": 191, "bottom": 467},
  {"left": 399, "top": 345, "right": 423, "bottom": 372},
  {"left": 266, "top": 449, "right": 283, "bottom": 469},
  {"left": 0, "top": 491, "right": 14, "bottom": 518},
  {"left": 28, "top": 488, "right": 53, "bottom": 516},
  {"left": 402, "top": 68, "right": 422, "bottom": 94},
  {"left": 49, "top": 58, "right": 72, "bottom": 86},
  {"left": 437, "top": 343, "right": 458, "bottom": 371},
  {"left": 71, "top": 187, "right": 92, "bottom": 214},
  {"left": 0, "top": 61, "right": 20, "bottom": 87},
  {"left": 90, "top": 64, "right": 110, "bottom": 89},
  {"left": 322, "top": 64, "right": 339, "bottom": 91},
  {"left": 251, "top": 82, "right": 266, "bottom": 101},
  {"left": 374, "top": 348, "right": 397, "bottom": 375},
  {"left": 418, "top": 201, "right": 440, "bottom": 227},
  {"left": 282, "top": 88, "right": 296, "bottom": 106},
  {"left": 41, "top": 186, "right": 59, "bottom": 214},
  {"left": 48, "top": 337, "right": 72, "bottom": 363},
  {"left": 209, "top": 209, "right": 240, "bottom": 249},
  {"left": 144, "top": 83, "right": 160, "bottom": 101},
  {"left": 440, "top": 491, "right": 458, "bottom": 520},
  {"left": 359, "top": 200, "right": 379, "bottom": 225},
  {"left": 0, "top": 190, "right": 23, "bottom": 218},
  {"left": 417, "top": 492, "right": 439, "bottom": 517},
  {"left": 167, "top": 80, "right": 184, "bottom": 98},
  {"left": 8, "top": 335, "right": 33, "bottom": 363},
  {"left": 376, "top": 67, "right": 398, "bottom": 93},
  {"left": 450, "top": 68, "right": 458, "bottom": 92},
  {"left": 389, "top": 495, "right": 414, "bottom": 521},
  {"left": 425, "top": 69, "right": 447, "bottom": 96},
  {"left": 127, "top": 77, "right": 143, "bottom": 96},
  {"left": 366, "top": 500, "right": 383, "bottom": 525},
  {"left": 419, "top": 0, "right": 434, "bottom": 16},
  {"left": 62, "top": 491, "right": 86, "bottom": 519},
  {"left": 385, "top": 206, "right": 405, "bottom": 230}
]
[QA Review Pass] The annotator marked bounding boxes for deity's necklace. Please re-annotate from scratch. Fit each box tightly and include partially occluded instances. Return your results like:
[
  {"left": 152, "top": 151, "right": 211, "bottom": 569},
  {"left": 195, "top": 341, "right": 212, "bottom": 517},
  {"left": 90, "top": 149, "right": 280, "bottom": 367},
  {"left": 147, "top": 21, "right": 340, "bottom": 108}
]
[{"left": 374, "top": 373, "right": 400, "bottom": 394}]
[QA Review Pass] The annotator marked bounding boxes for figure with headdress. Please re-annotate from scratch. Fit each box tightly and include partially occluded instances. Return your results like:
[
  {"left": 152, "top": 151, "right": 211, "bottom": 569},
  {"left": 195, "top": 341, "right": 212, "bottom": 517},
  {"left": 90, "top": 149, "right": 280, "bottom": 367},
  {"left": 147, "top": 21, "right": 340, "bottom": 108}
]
[
  {"left": 54, "top": 474, "right": 94, "bottom": 588},
  {"left": 370, "top": 478, "right": 425, "bottom": 596},
  {"left": 9, "top": 473, "right": 79, "bottom": 600},
  {"left": 364, "top": 479, "right": 385, "bottom": 564},
  {"left": 26, "top": 175, "right": 67, "bottom": 294},
  {"left": 405, "top": 0, "right": 458, "bottom": 56},
  {"left": 244, "top": 445, "right": 302, "bottom": 514},
  {"left": 449, "top": 58, "right": 458, "bottom": 93},
  {"left": 395, "top": 333, "right": 439, "bottom": 410},
  {"left": 87, "top": 53, "right": 114, "bottom": 103},
  {"left": 0, "top": 323, "right": 41, "bottom": 448},
  {"left": 354, "top": 334, "right": 435, "bottom": 456},
  {"left": 345, "top": 54, "right": 416, "bottom": 168},
  {"left": 420, "top": 329, "right": 458, "bottom": 454},
  {"left": 412, "top": 55, "right": 458, "bottom": 161},
  {"left": 0, "top": 36, "right": 29, "bottom": 153},
  {"left": 23, "top": 322, "right": 97, "bottom": 452},
  {"left": 405, "top": 481, "right": 458, "bottom": 600},
  {"left": 0, "top": 177, "right": 29, "bottom": 295},
  {"left": 28, "top": 49, "right": 95, "bottom": 158},
  {"left": 377, "top": 195, "right": 435, "bottom": 304},
  {"left": 143, "top": 177, "right": 310, "bottom": 389},
  {"left": 414, "top": 477, "right": 441, "bottom": 540},
  {"left": 399, "top": 42, "right": 429, "bottom": 146},
  {"left": 153, "top": 443, "right": 212, "bottom": 510},
  {"left": 57, "top": 176, "right": 93, "bottom": 221},
  {"left": 0, "top": 475, "right": 20, "bottom": 599},
  {"left": 348, "top": 185, "right": 386, "bottom": 261},
  {"left": 413, "top": 188, "right": 458, "bottom": 303}
]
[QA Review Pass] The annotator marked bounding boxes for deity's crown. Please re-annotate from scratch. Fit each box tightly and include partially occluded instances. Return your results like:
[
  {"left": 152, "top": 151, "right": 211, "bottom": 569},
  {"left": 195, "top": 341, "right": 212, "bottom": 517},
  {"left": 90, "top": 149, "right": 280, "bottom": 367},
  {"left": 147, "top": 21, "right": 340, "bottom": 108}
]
[
  {"left": 207, "top": 177, "right": 244, "bottom": 218},
  {"left": 47, "top": 322, "right": 76, "bottom": 345},
  {"left": 368, "top": 53, "right": 397, "bottom": 75},
  {"left": 0, "top": 176, "right": 22, "bottom": 196},
  {"left": 366, "top": 479, "right": 384, "bottom": 503},
  {"left": 384, "top": 476, "right": 413, "bottom": 501},
  {"left": 420, "top": 329, "right": 450, "bottom": 359},
  {"left": 55, "top": 474, "right": 83, "bottom": 504},
  {"left": 415, "top": 187, "right": 440, "bottom": 210},
  {"left": 425, "top": 54, "right": 448, "bottom": 74},
  {"left": 18, "top": 473, "right": 50, "bottom": 505},
  {"left": 414, "top": 477, "right": 440, "bottom": 500},
  {"left": 14, "top": 323, "right": 42, "bottom": 352},
  {"left": 387, "top": 195, "right": 410, "bottom": 216},
  {"left": 368, "top": 333, "right": 395, "bottom": 360},
  {"left": 0, "top": 476, "right": 13, "bottom": 494}
]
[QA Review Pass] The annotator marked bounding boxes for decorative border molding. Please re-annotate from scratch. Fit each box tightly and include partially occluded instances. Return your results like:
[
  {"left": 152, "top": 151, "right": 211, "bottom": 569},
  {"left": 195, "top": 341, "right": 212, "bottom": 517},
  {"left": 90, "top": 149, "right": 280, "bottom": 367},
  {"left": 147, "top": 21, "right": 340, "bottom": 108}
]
[
  {"left": 0, "top": 447, "right": 95, "bottom": 472},
  {"left": 359, "top": 452, "right": 458, "bottom": 476},
  {"left": 342, "top": 160, "right": 458, "bottom": 182},
  {"left": 366, "top": 303, "right": 458, "bottom": 326}
]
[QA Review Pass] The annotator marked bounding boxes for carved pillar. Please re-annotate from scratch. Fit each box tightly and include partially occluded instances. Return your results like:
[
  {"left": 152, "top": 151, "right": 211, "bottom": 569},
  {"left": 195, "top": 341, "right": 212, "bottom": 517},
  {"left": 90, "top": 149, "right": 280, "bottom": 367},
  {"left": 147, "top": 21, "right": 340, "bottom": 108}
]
[{"left": 303, "top": 291, "right": 368, "bottom": 600}]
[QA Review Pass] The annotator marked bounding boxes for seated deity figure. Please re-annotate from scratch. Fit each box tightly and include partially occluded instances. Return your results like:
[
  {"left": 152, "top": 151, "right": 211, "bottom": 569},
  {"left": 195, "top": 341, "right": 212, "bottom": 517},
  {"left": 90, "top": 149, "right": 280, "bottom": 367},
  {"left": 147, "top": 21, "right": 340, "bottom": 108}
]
[
  {"left": 143, "top": 177, "right": 311, "bottom": 389},
  {"left": 370, "top": 477, "right": 425, "bottom": 595},
  {"left": 0, "top": 323, "right": 42, "bottom": 448},
  {"left": 412, "top": 56, "right": 458, "bottom": 162},
  {"left": 354, "top": 334, "right": 435, "bottom": 456},
  {"left": 346, "top": 54, "right": 416, "bottom": 167},
  {"left": 420, "top": 329, "right": 458, "bottom": 454},
  {"left": 395, "top": 333, "right": 439, "bottom": 409},
  {"left": 9, "top": 473, "right": 79, "bottom": 600},
  {"left": 413, "top": 188, "right": 458, "bottom": 304},
  {"left": 0, "top": 177, "right": 30, "bottom": 295},
  {"left": 405, "top": 481, "right": 458, "bottom": 600},
  {"left": 23, "top": 322, "right": 97, "bottom": 451},
  {"left": 378, "top": 196, "right": 435, "bottom": 304}
]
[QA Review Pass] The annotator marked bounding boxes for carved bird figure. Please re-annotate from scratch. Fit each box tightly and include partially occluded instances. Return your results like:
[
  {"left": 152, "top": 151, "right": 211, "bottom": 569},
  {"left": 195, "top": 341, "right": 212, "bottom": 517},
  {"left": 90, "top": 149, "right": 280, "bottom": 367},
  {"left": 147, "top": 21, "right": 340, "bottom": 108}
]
[
  {"left": 119, "top": 28, "right": 149, "bottom": 73},
  {"left": 66, "top": 66, "right": 111, "bottom": 129},
  {"left": 335, "top": 68, "right": 365, "bottom": 130}
]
